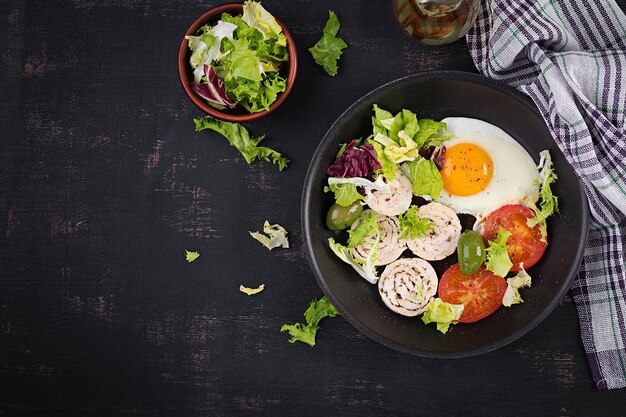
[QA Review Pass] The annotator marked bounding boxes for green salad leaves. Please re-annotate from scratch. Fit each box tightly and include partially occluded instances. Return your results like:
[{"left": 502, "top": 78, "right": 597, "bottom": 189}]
[
  {"left": 194, "top": 116, "right": 289, "bottom": 171},
  {"left": 281, "top": 296, "right": 339, "bottom": 346},
  {"left": 485, "top": 230, "right": 513, "bottom": 277},
  {"left": 309, "top": 10, "right": 348, "bottom": 76},
  {"left": 528, "top": 150, "right": 559, "bottom": 230},
  {"left": 398, "top": 205, "right": 433, "bottom": 239},
  {"left": 186, "top": 1, "right": 289, "bottom": 113},
  {"left": 421, "top": 298, "right": 464, "bottom": 334}
]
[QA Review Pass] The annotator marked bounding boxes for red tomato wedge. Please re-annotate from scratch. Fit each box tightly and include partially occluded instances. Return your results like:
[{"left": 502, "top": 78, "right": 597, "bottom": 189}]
[
  {"left": 439, "top": 264, "right": 507, "bottom": 323},
  {"left": 482, "top": 204, "right": 547, "bottom": 272}
]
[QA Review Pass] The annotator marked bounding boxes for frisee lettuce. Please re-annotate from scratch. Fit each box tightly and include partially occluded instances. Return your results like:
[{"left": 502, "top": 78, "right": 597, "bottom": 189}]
[
  {"left": 421, "top": 298, "right": 464, "bottom": 334},
  {"left": 194, "top": 116, "right": 289, "bottom": 171},
  {"left": 249, "top": 221, "right": 289, "bottom": 250},
  {"left": 281, "top": 295, "right": 339, "bottom": 346},
  {"left": 347, "top": 211, "right": 379, "bottom": 248},
  {"left": 308, "top": 10, "right": 347, "bottom": 76},
  {"left": 502, "top": 267, "right": 532, "bottom": 307},
  {"left": 528, "top": 150, "right": 559, "bottom": 230},
  {"left": 328, "top": 236, "right": 379, "bottom": 284},
  {"left": 398, "top": 205, "right": 433, "bottom": 239},
  {"left": 485, "top": 230, "right": 513, "bottom": 277}
]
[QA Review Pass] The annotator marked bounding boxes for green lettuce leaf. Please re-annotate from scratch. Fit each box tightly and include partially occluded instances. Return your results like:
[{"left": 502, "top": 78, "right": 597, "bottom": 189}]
[
  {"left": 242, "top": 0, "right": 286, "bottom": 46},
  {"left": 186, "top": 20, "right": 238, "bottom": 83},
  {"left": 249, "top": 221, "right": 289, "bottom": 250},
  {"left": 400, "top": 157, "right": 444, "bottom": 199},
  {"left": 416, "top": 119, "right": 454, "bottom": 147},
  {"left": 374, "top": 131, "right": 420, "bottom": 164},
  {"left": 328, "top": 237, "right": 379, "bottom": 284},
  {"left": 367, "top": 139, "right": 398, "bottom": 181},
  {"left": 225, "top": 72, "right": 286, "bottom": 113},
  {"left": 527, "top": 150, "right": 559, "bottom": 230},
  {"left": 421, "top": 298, "right": 464, "bottom": 334},
  {"left": 223, "top": 38, "right": 262, "bottom": 82},
  {"left": 347, "top": 211, "right": 379, "bottom": 247},
  {"left": 308, "top": 10, "right": 348, "bottom": 76},
  {"left": 389, "top": 109, "right": 419, "bottom": 142},
  {"left": 398, "top": 205, "right": 433, "bottom": 239},
  {"left": 372, "top": 104, "right": 394, "bottom": 136},
  {"left": 194, "top": 116, "right": 289, "bottom": 171},
  {"left": 281, "top": 296, "right": 339, "bottom": 346},
  {"left": 324, "top": 183, "right": 363, "bottom": 207},
  {"left": 485, "top": 230, "right": 513, "bottom": 277},
  {"left": 502, "top": 267, "right": 532, "bottom": 307}
]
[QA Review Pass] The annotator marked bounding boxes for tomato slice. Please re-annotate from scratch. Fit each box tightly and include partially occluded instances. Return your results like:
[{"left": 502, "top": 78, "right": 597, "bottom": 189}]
[
  {"left": 439, "top": 264, "right": 507, "bottom": 323},
  {"left": 482, "top": 204, "right": 547, "bottom": 271}
]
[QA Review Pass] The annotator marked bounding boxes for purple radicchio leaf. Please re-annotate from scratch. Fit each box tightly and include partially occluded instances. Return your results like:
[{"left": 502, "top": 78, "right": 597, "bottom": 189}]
[
  {"left": 419, "top": 145, "right": 447, "bottom": 170},
  {"left": 191, "top": 65, "right": 236, "bottom": 109},
  {"left": 326, "top": 139, "right": 382, "bottom": 178}
]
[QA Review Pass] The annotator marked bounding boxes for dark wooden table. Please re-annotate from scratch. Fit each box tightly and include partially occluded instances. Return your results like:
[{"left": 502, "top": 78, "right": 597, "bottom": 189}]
[{"left": 2, "top": 1, "right": 626, "bottom": 416}]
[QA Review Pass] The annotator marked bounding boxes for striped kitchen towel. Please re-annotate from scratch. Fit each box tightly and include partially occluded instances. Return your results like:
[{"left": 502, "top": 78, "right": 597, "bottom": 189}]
[{"left": 467, "top": 0, "right": 626, "bottom": 390}]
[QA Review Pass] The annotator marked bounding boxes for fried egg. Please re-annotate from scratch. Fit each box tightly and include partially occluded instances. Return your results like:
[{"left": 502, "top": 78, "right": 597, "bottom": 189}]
[{"left": 436, "top": 117, "right": 540, "bottom": 220}]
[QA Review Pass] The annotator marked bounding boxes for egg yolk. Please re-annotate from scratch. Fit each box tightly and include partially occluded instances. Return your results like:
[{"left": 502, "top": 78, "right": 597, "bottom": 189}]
[{"left": 441, "top": 143, "right": 494, "bottom": 196}]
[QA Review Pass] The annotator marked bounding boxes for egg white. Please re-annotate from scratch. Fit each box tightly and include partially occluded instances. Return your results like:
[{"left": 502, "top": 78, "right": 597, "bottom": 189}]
[{"left": 436, "top": 117, "right": 540, "bottom": 220}]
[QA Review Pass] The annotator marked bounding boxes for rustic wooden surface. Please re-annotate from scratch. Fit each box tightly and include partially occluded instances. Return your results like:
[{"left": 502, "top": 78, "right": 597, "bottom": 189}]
[{"left": 2, "top": 1, "right": 626, "bottom": 416}]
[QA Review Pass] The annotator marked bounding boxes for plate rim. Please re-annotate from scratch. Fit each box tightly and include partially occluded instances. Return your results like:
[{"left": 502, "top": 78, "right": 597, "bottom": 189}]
[{"left": 301, "top": 70, "right": 590, "bottom": 358}]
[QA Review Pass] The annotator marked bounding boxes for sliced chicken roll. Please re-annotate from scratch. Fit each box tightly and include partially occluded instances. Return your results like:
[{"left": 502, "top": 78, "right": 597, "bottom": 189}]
[
  {"left": 364, "top": 170, "right": 412, "bottom": 216},
  {"left": 378, "top": 258, "right": 438, "bottom": 316},
  {"left": 351, "top": 210, "right": 406, "bottom": 266},
  {"left": 406, "top": 202, "right": 461, "bottom": 261}
]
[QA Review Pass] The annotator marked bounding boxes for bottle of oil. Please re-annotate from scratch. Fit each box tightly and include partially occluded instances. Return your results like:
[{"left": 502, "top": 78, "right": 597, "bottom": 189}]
[{"left": 392, "top": 0, "right": 481, "bottom": 45}]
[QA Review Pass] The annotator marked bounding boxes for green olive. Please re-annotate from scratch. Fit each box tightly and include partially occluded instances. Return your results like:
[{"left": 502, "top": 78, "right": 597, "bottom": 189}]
[
  {"left": 457, "top": 230, "right": 486, "bottom": 275},
  {"left": 326, "top": 202, "right": 363, "bottom": 231}
]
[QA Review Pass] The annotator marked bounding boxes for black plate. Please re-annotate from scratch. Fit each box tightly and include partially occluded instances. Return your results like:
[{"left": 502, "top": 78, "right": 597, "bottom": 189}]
[{"left": 301, "top": 71, "right": 589, "bottom": 357}]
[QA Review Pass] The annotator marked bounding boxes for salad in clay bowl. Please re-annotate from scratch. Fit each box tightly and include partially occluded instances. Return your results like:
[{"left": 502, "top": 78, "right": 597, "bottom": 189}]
[
  {"left": 323, "top": 105, "right": 559, "bottom": 334},
  {"left": 178, "top": 1, "right": 297, "bottom": 121}
]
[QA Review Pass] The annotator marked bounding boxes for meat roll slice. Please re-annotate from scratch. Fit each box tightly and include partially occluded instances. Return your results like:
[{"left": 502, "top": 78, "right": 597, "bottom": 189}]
[
  {"left": 407, "top": 202, "right": 461, "bottom": 261},
  {"left": 364, "top": 170, "right": 412, "bottom": 217},
  {"left": 378, "top": 258, "right": 438, "bottom": 316},
  {"left": 351, "top": 210, "right": 406, "bottom": 266}
]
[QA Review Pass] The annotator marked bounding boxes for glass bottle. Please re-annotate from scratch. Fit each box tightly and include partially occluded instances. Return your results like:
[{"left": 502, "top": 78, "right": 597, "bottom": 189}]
[{"left": 392, "top": 0, "right": 481, "bottom": 45}]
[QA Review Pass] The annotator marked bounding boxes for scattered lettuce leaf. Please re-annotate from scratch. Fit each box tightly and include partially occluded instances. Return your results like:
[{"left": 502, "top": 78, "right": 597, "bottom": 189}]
[
  {"left": 347, "top": 211, "right": 379, "bottom": 248},
  {"left": 325, "top": 139, "right": 382, "bottom": 178},
  {"left": 185, "top": 250, "right": 200, "bottom": 263},
  {"left": 485, "top": 230, "right": 513, "bottom": 277},
  {"left": 324, "top": 183, "right": 364, "bottom": 207},
  {"left": 281, "top": 295, "right": 339, "bottom": 346},
  {"left": 242, "top": 1, "right": 286, "bottom": 46},
  {"left": 194, "top": 116, "right": 289, "bottom": 171},
  {"left": 328, "top": 237, "right": 379, "bottom": 284},
  {"left": 240, "top": 283, "right": 265, "bottom": 295},
  {"left": 398, "top": 205, "right": 433, "bottom": 239},
  {"left": 527, "top": 150, "right": 559, "bottom": 230},
  {"left": 421, "top": 298, "right": 464, "bottom": 334},
  {"left": 308, "top": 10, "right": 347, "bottom": 76},
  {"left": 502, "top": 267, "right": 532, "bottom": 307},
  {"left": 249, "top": 221, "right": 289, "bottom": 250},
  {"left": 400, "top": 157, "right": 444, "bottom": 199}
]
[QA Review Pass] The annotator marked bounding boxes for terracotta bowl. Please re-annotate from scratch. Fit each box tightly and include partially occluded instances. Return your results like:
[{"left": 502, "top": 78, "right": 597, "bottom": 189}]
[{"left": 178, "top": 2, "right": 298, "bottom": 122}]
